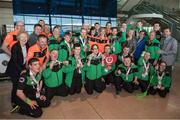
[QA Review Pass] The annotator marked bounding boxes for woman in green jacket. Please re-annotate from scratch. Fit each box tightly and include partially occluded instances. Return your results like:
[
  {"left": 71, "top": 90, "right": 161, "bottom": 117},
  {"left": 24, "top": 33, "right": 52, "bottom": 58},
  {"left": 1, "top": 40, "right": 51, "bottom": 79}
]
[{"left": 84, "top": 44, "right": 106, "bottom": 95}]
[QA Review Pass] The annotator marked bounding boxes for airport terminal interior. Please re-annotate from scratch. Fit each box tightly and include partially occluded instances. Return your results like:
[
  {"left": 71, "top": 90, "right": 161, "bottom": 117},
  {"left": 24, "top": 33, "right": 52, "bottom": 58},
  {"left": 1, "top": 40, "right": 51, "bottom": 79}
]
[{"left": 0, "top": 0, "right": 180, "bottom": 119}]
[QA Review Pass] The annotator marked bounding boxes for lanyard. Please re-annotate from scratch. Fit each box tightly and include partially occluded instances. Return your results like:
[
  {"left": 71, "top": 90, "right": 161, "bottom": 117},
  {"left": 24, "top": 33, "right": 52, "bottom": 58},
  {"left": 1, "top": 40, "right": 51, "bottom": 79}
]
[
  {"left": 157, "top": 71, "right": 165, "bottom": 88},
  {"left": 142, "top": 60, "right": 150, "bottom": 77},
  {"left": 75, "top": 55, "right": 83, "bottom": 73},
  {"left": 126, "top": 66, "right": 131, "bottom": 81},
  {"left": 122, "top": 54, "right": 128, "bottom": 61},
  {"left": 65, "top": 41, "right": 72, "bottom": 55},
  {"left": 30, "top": 71, "right": 42, "bottom": 98},
  {"left": 80, "top": 36, "right": 86, "bottom": 46}
]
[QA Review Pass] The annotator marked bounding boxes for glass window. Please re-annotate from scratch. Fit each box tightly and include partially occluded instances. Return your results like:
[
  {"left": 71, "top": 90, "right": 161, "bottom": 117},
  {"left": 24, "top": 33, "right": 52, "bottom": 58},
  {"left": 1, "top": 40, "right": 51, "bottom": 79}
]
[
  {"left": 56, "top": 17, "right": 62, "bottom": 25},
  {"left": 25, "top": 16, "right": 38, "bottom": 24},
  {"left": 72, "top": 18, "right": 82, "bottom": 26},
  {"left": 100, "top": 20, "right": 108, "bottom": 27},
  {"left": 62, "top": 17, "right": 72, "bottom": 25},
  {"left": 92, "top": 19, "right": 100, "bottom": 25},
  {"left": 84, "top": 19, "right": 91, "bottom": 25},
  {"left": 111, "top": 21, "right": 117, "bottom": 27},
  {"left": 13, "top": 15, "right": 24, "bottom": 21},
  {"left": 51, "top": 17, "right": 57, "bottom": 24},
  {"left": 25, "top": 25, "right": 34, "bottom": 33},
  {"left": 101, "top": 17, "right": 108, "bottom": 21},
  {"left": 92, "top": 16, "right": 100, "bottom": 20},
  {"left": 72, "top": 15, "right": 81, "bottom": 19},
  {"left": 62, "top": 25, "right": 72, "bottom": 31}
]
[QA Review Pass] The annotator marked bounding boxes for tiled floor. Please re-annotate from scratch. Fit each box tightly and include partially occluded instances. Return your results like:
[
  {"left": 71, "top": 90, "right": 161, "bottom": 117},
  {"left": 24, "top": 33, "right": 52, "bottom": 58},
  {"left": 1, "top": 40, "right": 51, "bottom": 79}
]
[{"left": 0, "top": 64, "right": 180, "bottom": 119}]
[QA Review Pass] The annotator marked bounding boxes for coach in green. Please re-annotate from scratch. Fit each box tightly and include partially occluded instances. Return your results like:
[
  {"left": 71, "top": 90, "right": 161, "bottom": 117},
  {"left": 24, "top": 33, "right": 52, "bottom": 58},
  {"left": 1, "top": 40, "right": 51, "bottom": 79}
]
[
  {"left": 48, "top": 26, "right": 62, "bottom": 51},
  {"left": 145, "top": 31, "right": 160, "bottom": 65},
  {"left": 108, "top": 27, "right": 121, "bottom": 55}
]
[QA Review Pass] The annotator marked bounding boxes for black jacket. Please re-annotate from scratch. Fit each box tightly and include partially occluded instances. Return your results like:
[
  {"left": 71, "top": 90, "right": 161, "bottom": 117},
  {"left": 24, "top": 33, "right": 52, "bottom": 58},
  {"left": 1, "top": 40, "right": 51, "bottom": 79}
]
[{"left": 6, "top": 42, "right": 28, "bottom": 79}]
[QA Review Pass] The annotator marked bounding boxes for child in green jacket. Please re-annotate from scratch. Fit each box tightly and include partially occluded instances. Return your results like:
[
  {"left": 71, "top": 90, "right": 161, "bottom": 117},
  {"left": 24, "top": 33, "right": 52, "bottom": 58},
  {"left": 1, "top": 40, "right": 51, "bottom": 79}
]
[
  {"left": 137, "top": 51, "right": 154, "bottom": 92},
  {"left": 43, "top": 50, "right": 70, "bottom": 101},
  {"left": 148, "top": 61, "right": 171, "bottom": 97},
  {"left": 67, "top": 43, "right": 86, "bottom": 95},
  {"left": 115, "top": 55, "right": 138, "bottom": 94}
]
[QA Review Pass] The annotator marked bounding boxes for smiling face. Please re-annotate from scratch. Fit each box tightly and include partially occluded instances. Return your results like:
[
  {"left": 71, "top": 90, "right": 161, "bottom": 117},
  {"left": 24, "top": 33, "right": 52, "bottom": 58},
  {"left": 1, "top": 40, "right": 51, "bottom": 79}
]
[
  {"left": 106, "top": 23, "right": 112, "bottom": 29},
  {"left": 144, "top": 52, "right": 150, "bottom": 61},
  {"left": 34, "top": 26, "right": 42, "bottom": 35},
  {"left": 92, "top": 45, "right": 99, "bottom": 55},
  {"left": 18, "top": 32, "right": 28, "bottom": 45},
  {"left": 50, "top": 50, "right": 58, "bottom": 61},
  {"left": 74, "top": 46, "right": 81, "bottom": 56},
  {"left": 64, "top": 35, "right": 71, "bottom": 43},
  {"left": 81, "top": 29, "right": 87, "bottom": 38},
  {"left": 123, "top": 57, "right": 131, "bottom": 67},
  {"left": 15, "top": 21, "right": 25, "bottom": 32},
  {"left": 37, "top": 37, "right": 47, "bottom": 49},
  {"left": 163, "top": 28, "right": 171, "bottom": 38},
  {"left": 53, "top": 27, "right": 60, "bottom": 38},
  {"left": 149, "top": 31, "right": 155, "bottom": 40},
  {"left": 104, "top": 45, "right": 111, "bottom": 54},
  {"left": 159, "top": 62, "right": 166, "bottom": 72},
  {"left": 153, "top": 23, "right": 160, "bottom": 31},
  {"left": 29, "top": 61, "right": 40, "bottom": 74},
  {"left": 128, "top": 29, "right": 134, "bottom": 36},
  {"left": 112, "top": 28, "right": 118, "bottom": 36},
  {"left": 123, "top": 47, "right": 130, "bottom": 55}
]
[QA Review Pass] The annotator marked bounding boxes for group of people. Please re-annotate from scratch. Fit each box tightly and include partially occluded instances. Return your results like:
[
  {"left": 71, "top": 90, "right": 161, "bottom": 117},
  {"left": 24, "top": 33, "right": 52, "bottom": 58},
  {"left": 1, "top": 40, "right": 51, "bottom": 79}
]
[{"left": 1, "top": 19, "right": 178, "bottom": 117}]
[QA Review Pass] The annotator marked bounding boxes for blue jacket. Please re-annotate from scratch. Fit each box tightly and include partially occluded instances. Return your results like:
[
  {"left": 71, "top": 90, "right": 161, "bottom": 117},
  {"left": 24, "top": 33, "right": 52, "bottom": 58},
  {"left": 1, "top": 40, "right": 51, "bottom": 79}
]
[{"left": 134, "top": 38, "right": 145, "bottom": 60}]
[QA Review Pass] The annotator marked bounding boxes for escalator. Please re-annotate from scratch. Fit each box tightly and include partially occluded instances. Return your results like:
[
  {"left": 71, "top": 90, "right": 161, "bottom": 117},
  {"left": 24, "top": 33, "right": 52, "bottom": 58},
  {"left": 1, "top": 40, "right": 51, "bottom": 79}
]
[{"left": 130, "top": 1, "right": 180, "bottom": 41}]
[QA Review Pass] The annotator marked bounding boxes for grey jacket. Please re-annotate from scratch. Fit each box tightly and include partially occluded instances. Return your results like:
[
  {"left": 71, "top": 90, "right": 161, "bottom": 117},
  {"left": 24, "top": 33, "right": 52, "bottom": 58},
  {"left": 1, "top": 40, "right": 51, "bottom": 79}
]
[
  {"left": 28, "top": 33, "right": 38, "bottom": 47},
  {"left": 160, "top": 36, "right": 178, "bottom": 66}
]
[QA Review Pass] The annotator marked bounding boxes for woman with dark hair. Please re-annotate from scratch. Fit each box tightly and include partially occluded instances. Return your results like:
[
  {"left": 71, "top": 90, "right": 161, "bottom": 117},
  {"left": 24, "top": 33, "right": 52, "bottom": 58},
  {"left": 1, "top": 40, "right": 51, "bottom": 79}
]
[
  {"left": 88, "top": 27, "right": 98, "bottom": 50},
  {"left": 84, "top": 44, "right": 106, "bottom": 94},
  {"left": 6, "top": 31, "right": 29, "bottom": 107}
]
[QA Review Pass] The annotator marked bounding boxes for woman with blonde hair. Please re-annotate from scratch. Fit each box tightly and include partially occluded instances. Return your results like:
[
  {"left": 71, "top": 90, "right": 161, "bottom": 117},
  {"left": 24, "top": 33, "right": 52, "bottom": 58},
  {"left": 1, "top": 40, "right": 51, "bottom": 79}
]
[{"left": 6, "top": 31, "right": 29, "bottom": 108}]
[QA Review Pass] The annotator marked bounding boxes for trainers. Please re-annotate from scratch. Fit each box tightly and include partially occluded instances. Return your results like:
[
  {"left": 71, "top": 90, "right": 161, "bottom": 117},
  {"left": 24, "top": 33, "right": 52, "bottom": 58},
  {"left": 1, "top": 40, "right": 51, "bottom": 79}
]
[{"left": 10, "top": 105, "right": 20, "bottom": 113}]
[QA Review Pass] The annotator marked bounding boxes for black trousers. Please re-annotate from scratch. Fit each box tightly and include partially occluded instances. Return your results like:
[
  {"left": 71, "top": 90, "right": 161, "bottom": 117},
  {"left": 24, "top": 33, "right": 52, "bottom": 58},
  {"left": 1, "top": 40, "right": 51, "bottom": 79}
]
[
  {"left": 10, "top": 74, "right": 20, "bottom": 106},
  {"left": 114, "top": 76, "right": 135, "bottom": 93},
  {"left": 148, "top": 86, "right": 169, "bottom": 97},
  {"left": 84, "top": 78, "right": 106, "bottom": 95},
  {"left": 69, "top": 70, "right": 82, "bottom": 95},
  {"left": 45, "top": 84, "right": 68, "bottom": 101},
  {"left": 103, "top": 71, "right": 115, "bottom": 85},
  {"left": 16, "top": 97, "right": 50, "bottom": 118},
  {"left": 166, "top": 65, "right": 173, "bottom": 76},
  {"left": 138, "top": 79, "right": 149, "bottom": 92}
]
